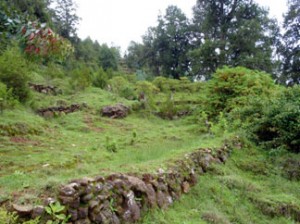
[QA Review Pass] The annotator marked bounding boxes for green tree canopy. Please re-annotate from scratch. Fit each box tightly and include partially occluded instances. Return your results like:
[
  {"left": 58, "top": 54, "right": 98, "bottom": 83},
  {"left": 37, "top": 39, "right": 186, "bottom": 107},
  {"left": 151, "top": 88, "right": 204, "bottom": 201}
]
[
  {"left": 280, "top": 0, "right": 300, "bottom": 85},
  {"left": 191, "top": 0, "right": 279, "bottom": 79},
  {"left": 75, "top": 37, "right": 120, "bottom": 71},
  {"left": 142, "top": 5, "right": 191, "bottom": 79},
  {"left": 124, "top": 41, "right": 146, "bottom": 71},
  {"left": 53, "top": 0, "right": 80, "bottom": 43}
]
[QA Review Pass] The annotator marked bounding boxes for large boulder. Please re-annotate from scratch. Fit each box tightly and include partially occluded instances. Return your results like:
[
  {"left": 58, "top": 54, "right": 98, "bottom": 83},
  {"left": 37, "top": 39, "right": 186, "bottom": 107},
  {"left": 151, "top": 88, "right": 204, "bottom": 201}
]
[{"left": 101, "top": 104, "right": 129, "bottom": 119}]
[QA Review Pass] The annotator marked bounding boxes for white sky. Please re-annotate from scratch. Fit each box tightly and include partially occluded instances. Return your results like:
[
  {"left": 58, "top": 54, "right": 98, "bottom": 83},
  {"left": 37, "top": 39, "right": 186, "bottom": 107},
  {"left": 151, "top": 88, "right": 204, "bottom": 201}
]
[{"left": 76, "top": 0, "right": 288, "bottom": 52}]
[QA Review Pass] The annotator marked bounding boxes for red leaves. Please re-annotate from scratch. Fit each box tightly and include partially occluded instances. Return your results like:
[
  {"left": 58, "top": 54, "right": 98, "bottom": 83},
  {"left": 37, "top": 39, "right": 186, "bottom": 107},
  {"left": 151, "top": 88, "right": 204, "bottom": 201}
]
[
  {"left": 47, "top": 28, "right": 53, "bottom": 35},
  {"left": 28, "top": 33, "right": 35, "bottom": 41},
  {"left": 20, "top": 21, "right": 73, "bottom": 61},
  {"left": 21, "top": 27, "right": 26, "bottom": 35}
]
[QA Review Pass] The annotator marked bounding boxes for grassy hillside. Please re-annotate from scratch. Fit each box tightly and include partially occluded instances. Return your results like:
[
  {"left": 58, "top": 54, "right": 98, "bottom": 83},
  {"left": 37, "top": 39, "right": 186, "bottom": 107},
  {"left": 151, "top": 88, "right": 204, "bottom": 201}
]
[
  {"left": 141, "top": 144, "right": 300, "bottom": 224},
  {"left": 0, "top": 78, "right": 221, "bottom": 206},
  {"left": 0, "top": 66, "right": 299, "bottom": 224}
]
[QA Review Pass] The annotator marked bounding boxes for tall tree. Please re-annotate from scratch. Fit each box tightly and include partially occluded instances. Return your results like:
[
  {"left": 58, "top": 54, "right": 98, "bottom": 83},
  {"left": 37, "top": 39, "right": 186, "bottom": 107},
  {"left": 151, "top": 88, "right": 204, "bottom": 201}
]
[
  {"left": 53, "top": 0, "right": 80, "bottom": 42},
  {"left": 143, "top": 5, "right": 191, "bottom": 79},
  {"left": 191, "top": 0, "right": 279, "bottom": 79},
  {"left": 98, "top": 44, "right": 120, "bottom": 71},
  {"left": 75, "top": 37, "right": 98, "bottom": 66},
  {"left": 75, "top": 38, "right": 120, "bottom": 71},
  {"left": 280, "top": 0, "right": 300, "bottom": 85},
  {"left": 142, "top": 27, "right": 162, "bottom": 76},
  {"left": 124, "top": 41, "right": 146, "bottom": 71}
]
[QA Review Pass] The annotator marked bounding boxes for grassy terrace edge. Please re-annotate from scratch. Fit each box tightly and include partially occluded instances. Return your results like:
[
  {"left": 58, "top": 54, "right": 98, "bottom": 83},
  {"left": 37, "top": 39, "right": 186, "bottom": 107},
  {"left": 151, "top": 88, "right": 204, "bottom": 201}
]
[{"left": 7, "top": 136, "right": 240, "bottom": 223}]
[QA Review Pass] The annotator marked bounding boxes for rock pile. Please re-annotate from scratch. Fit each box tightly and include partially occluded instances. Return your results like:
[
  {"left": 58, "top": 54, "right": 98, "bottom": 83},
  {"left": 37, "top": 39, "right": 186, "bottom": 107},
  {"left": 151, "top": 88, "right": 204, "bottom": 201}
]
[
  {"left": 37, "top": 104, "right": 82, "bottom": 117},
  {"left": 12, "top": 139, "right": 240, "bottom": 223},
  {"left": 101, "top": 104, "right": 129, "bottom": 119},
  {"left": 29, "top": 83, "right": 61, "bottom": 95}
]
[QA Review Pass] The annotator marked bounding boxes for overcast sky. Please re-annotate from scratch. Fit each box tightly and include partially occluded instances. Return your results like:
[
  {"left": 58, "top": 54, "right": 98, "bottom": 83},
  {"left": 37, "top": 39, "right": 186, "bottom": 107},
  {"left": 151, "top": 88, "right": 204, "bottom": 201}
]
[{"left": 76, "top": 0, "right": 288, "bottom": 52}]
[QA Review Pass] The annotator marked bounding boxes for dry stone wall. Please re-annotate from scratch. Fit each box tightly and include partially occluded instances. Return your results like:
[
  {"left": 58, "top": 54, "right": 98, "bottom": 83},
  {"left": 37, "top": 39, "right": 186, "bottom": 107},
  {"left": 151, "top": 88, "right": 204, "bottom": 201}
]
[
  {"left": 37, "top": 103, "right": 84, "bottom": 117},
  {"left": 13, "top": 137, "right": 241, "bottom": 223},
  {"left": 29, "top": 83, "right": 61, "bottom": 95}
]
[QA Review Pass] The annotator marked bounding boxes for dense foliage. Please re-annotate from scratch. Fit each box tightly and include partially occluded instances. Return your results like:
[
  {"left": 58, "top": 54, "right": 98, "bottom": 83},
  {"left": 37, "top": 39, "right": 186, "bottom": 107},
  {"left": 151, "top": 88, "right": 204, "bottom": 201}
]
[
  {"left": 1, "top": 1, "right": 300, "bottom": 223},
  {"left": 142, "top": 5, "right": 191, "bottom": 79},
  {"left": 20, "top": 21, "right": 73, "bottom": 62},
  {"left": 190, "top": 0, "right": 279, "bottom": 79},
  {"left": 280, "top": 0, "right": 300, "bottom": 84},
  {"left": 203, "top": 67, "right": 277, "bottom": 116},
  {"left": 249, "top": 86, "right": 300, "bottom": 153},
  {"left": 0, "top": 48, "right": 31, "bottom": 102}
]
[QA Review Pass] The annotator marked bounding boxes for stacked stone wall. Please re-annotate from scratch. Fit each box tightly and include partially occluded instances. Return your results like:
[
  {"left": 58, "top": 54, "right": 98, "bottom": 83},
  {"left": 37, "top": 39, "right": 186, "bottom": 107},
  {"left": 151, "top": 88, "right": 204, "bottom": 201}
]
[{"left": 13, "top": 138, "right": 241, "bottom": 223}]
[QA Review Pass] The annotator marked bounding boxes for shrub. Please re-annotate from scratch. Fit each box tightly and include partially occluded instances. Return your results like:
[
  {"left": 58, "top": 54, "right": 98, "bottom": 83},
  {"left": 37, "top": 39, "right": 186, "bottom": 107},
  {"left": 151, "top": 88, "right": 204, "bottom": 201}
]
[
  {"left": 135, "top": 81, "right": 159, "bottom": 113},
  {"left": 135, "top": 81, "right": 159, "bottom": 96},
  {"left": 120, "top": 86, "right": 137, "bottom": 100},
  {"left": 69, "top": 64, "right": 93, "bottom": 91},
  {"left": 204, "top": 66, "right": 277, "bottom": 116},
  {"left": 152, "top": 76, "right": 199, "bottom": 93},
  {"left": 248, "top": 86, "right": 300, "bottom": 153},
  {"left": 157, "top": 93, "right": 178, "bottom": 119},
  {"left": 93, "top": 67, "right": 108, "bottom": 89},
  {"left": 45, "top": 201, "right": 70, "bottom": 224},
  {"left": 124, "top": 74, "right": 137, "bottom": 84},
  {"left": 211, "top": 112, "right": 228, "bottom": 136},
  {"left": 108, "top": 76, "right": 136, "bottom": 100},
  {"left": 0, "top": 81, "right": 17, "bottom": 111},
  {"left": 136, "top": 70, "right": 151, "bottom": 81},
  {"left": 195, "top": 111, "right": 212, "bottom": 133},
  {"left": 44, "top": 62, "right": 66, "bottom": 79},
  {"left": 0, "top": 208, "right": 18, "bottom": 224},
  {"left": 152, "top": 76, "right": 181, "bottom": 92},
  {"left": 282, "top": 158, "right": 300, "bottom": 181},
  {"left": 105, "top": 136, "right": 118, "bottom": 153},
  {"left": 0, "top": 47, "right": 31, "bottom": 102},
  {"left": 20, "top": 21, "right": 73, "bottom": 62}
]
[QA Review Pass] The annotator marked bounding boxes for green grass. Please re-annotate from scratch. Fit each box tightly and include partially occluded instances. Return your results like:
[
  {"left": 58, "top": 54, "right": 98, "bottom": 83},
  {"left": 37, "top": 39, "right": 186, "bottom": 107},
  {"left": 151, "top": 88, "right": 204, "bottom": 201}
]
[
  {"left": 1, "top": 80, "right": 299, "bottom": 224},
  {"left": 141, "top": 145, "right": 300, "bottom": 224},
  {"left": 0, "top": 86, "right": 225, "bottom": 204}
]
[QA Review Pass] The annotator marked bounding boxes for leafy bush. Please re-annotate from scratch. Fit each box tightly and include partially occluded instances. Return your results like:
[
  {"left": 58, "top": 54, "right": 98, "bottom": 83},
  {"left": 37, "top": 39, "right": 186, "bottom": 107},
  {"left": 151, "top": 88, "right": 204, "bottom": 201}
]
[
  {"left": 282, "top": 158, "right": 300, "bottom": 181},
  {"left": 152, "top": 76, "right": 177, "bottom": 92},
  {"left": 93, "top": 67, "right": 108, "bottom": 89},
  {"left": 0, "top": 208, "right": 18, "bottom": 224},
  {"left": 69, "top": 64, "right": 93, "bottom": 91},
  {"left": 45, "top": 201, "right": 70, "bottom": 224},
  {"left": 108, "top": 76, "right": 127, "bottom": 92},
  {"left": 135, "top": 81, "right": 159, "bottom": 113},
  {"left": 157, "top": 93, "right": 178, "bottom": 119},
  {"left": 105, "top": 136, "right": 118, "bottom": 153},
  {"left": 152, "top": 76, "right": 201, "bottom": 93},
  {"left": 135, "top": 80, "right": 159, "bottom": 96},
  {"left": 0, "top": 81, "right": 17, "bottom": 111},
  {"left": 248, "top": 86, "right": 300, "bottom": 153},
  {"left": 0, "top": 48, "right": 31, "bottom": 102},
  {"left": 195, "top": 111, "right": 212, "bottom": 134},
  {"left": 204, "top": 66, "right": 277, "bottom": 116},
  {"left": 211, "top": 112, "right": 228, "bottom": 136},
  {"left": 120, "top": 86, "right": 137, "bottom": 100},
  {"left": 108, "top": 76, "right": 136, "bottom": 100},
  {"left": 44, "top": 62, "right": 66, "bottom": 79},
  {"left": 20, "top": 21, "right": 73, "bottom": 62},
  {"left": 124, "top": 74, "right": 137, "bottom": 84}
]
